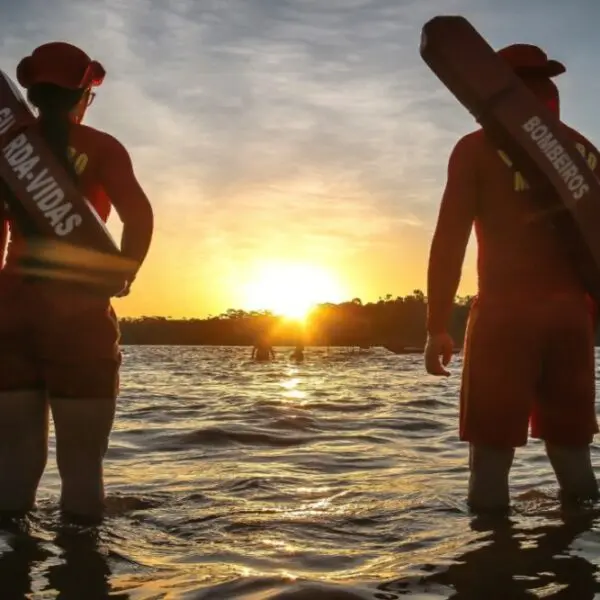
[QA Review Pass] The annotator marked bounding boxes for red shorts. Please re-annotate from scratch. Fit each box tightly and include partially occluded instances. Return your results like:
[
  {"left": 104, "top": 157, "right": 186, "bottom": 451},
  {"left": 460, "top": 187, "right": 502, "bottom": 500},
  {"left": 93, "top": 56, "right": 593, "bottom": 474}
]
[
  {"left": 0, "top": 277, "right": 121, "bottom": 399},
  {"left": 460, "top": 294, "right": 598, "bottom": 447}
]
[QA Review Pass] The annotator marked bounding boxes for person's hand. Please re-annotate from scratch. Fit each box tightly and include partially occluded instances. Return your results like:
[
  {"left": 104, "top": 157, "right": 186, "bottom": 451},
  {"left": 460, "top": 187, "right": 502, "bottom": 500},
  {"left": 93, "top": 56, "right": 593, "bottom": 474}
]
[
  {"left": 425, "top": 331, "right": 454, "bottom": 376},
  {"left": 113, "top": 280, "right": 132, "bottom": 298},
  {"left": 89, "top": 277, "right": 133, "bottom": 299}
]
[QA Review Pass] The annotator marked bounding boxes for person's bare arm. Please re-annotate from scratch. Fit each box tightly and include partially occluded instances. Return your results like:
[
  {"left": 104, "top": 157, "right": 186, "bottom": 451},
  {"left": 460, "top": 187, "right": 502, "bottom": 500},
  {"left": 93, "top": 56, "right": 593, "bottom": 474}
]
[
  {"left": 100, "top": 136, "right": 154, "bottom": 285},
  {"left": 426, "top": 135, "right": 478, "bottom": 335}
]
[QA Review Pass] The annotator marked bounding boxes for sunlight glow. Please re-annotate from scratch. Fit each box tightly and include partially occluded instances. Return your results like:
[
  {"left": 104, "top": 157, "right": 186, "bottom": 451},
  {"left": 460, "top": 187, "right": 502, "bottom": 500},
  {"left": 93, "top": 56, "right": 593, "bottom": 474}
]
[{"left": 242, "top": 262, "right": 346, "bottom": 320}]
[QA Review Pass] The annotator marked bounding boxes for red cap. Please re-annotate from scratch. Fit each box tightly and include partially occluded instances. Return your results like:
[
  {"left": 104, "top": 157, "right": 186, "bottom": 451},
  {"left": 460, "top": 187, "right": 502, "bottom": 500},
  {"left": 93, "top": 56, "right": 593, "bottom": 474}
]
[
  {"left": 497, "top": 43, "right": 565, "bottom": 78},
  {"left": 16, "top": 42, "right": 105, "bottom": 90}
]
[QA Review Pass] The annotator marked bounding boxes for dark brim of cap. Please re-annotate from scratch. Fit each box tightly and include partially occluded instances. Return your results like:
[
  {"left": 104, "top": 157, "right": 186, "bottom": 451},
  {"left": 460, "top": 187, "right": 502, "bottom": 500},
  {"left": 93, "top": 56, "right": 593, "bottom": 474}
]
[{"left": 514, "top": 59, "right": 566, "bottom": 79}]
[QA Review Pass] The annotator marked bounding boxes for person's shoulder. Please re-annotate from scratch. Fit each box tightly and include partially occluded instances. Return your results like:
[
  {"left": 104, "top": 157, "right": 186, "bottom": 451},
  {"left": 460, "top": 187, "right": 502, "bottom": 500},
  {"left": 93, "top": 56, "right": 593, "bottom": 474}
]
[
  {"left": 448, "top": 128, "right": 486, "bottom": 163},
  {"left": 561, "top": 122, "right": 600, "bottom": 168},
  {"left": 562, "top": 122, "right": 585, "bottom": 139},
  {"left": 457, "top": 128, "right": 484, "bottom": 143},
  {"left": 454, "top": 127, "right": 488, "bottom": 151},
  {"left": 562, "top": 122, "right": 598, "bottom": 149},
  {"left": 73, "top": 124, "right": 130, "bottom": 155}
]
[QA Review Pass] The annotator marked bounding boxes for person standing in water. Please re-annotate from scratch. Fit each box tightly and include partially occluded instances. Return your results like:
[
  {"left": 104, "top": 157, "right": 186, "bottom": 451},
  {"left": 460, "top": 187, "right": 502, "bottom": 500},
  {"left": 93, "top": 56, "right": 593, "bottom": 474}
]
[
  {"left": 251, "top": 339, "right": 275, "bottom": 361},
  {"left": 290, "top": 344, "right": 305, "bottom": 362},
  {"left": 425, "top": 44, "right": 599, "bottom": 513},
  {"left": 0, "top": 42, "right": 153, "bottom": 523}
]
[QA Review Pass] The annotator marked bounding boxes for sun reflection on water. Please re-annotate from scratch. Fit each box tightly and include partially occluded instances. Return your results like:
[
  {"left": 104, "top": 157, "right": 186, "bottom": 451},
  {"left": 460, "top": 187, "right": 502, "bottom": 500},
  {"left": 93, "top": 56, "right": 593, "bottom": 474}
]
[{"left": 280, "top": 375, "right": 309, "bottom": 403}]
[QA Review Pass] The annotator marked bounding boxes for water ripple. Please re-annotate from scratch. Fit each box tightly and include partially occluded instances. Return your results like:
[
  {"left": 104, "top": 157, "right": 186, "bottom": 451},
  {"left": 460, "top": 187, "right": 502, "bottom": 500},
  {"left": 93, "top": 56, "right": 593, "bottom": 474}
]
[{"left": 3, "top": 345, "right": 596, "bottom": 599}]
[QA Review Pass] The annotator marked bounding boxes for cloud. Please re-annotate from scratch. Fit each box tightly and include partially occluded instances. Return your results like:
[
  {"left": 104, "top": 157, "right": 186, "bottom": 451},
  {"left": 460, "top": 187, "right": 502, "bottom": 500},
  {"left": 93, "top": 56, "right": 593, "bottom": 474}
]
[
  {"left": 1, "top": 0, "right": 599, "bottom": 313},
  {"left": 2, "top": 0, "right": 470, "bottom": 246}
]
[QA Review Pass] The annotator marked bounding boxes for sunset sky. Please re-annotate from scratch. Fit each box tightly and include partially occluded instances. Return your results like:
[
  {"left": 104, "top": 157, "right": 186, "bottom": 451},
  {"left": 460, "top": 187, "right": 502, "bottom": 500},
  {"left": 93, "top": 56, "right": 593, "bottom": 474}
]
[{"left": 1, "top": 0, "right": 599, "bottom": 318}]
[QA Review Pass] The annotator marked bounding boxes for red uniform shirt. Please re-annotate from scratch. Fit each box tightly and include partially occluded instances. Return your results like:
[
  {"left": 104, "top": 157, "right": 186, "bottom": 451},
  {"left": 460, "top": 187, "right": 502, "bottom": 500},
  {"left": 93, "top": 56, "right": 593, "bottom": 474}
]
[
  {"left": 427, "top": 125, "right": 600, "bottom": 334},
  {"left": 1, "top": 121, "right": 153, "bottom": 273}
]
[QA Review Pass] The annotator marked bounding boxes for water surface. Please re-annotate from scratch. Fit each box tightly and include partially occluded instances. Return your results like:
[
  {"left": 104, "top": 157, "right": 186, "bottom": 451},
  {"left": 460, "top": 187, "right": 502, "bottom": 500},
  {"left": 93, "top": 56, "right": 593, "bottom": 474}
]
[{"left": 5, "top": 345, "right": 600, "bottom": 599}]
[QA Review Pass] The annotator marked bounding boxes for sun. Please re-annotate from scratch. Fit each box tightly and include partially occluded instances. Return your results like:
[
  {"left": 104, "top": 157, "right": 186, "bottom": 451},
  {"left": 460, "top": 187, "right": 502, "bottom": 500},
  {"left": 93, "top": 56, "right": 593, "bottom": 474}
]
[{"left": 242, "top": 262, "right": 346, "bottom": 320}]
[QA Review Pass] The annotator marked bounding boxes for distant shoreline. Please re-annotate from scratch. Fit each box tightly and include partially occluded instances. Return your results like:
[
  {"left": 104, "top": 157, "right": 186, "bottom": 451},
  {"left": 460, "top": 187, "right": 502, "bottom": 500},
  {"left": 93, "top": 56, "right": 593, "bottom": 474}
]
[
  {"left": 119, "top": 343, "right": 600, "bottom": 350},
  {"left": 118, "top": 343, "right": 463, "bottom": 353},
  {"left": 118, "top": 295, "right": 600, "bottom": 347}
]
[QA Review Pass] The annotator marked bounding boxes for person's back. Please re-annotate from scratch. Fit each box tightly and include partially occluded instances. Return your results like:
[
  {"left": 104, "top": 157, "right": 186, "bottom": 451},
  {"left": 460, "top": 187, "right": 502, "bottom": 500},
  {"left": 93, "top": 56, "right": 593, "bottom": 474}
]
[
  {"left": 254, "top": 344, "right": 273, "bottom": 361},
  {"left": 4, "top": 121, "right": 149, "bottom": 277},
  {"left": 460, "top": 127, "right": 598, "bottom": 301}
]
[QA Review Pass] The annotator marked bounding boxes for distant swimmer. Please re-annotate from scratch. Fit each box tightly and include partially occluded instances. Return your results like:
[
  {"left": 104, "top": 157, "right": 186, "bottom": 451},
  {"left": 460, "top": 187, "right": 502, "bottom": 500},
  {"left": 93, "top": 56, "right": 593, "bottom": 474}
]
[
  {"left": 251, "top": 342, "right": 275, "bottom": 361},
  {"left": 290, "top": 344, "right": 304, "bottom": 362},
  {"left": 425, "top": 43, "right": 599, "bottom": 513},
  {"left": 0, "top": 42, "right": 153, "bottom": 524}
]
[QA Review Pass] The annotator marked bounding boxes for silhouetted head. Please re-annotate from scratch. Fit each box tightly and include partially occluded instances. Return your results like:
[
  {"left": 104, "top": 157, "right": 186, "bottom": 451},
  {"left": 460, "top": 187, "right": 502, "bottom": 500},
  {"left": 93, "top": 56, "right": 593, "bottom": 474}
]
[
  {"left": 497, "top": 43, "right": 563, "bottom": 116},
  {"left": 15, "top": 42, "right": 106, "bottom": 180},
  {"left": 17, "top": 41, "right": 105, "bottom": 124}
]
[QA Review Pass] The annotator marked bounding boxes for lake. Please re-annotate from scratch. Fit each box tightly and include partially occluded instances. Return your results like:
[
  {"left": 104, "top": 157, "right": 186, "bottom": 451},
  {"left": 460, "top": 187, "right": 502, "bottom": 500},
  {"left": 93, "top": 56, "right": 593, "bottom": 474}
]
[{"left": 6, "top": 345, "right": 600, "bottom": 599}]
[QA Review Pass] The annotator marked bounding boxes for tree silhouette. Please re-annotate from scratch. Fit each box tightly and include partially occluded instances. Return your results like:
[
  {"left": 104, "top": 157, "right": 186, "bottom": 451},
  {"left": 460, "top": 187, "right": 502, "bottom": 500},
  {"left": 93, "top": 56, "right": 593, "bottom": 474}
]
[{"left": 116, "top": 291, "right": 489, "bottom": 348}]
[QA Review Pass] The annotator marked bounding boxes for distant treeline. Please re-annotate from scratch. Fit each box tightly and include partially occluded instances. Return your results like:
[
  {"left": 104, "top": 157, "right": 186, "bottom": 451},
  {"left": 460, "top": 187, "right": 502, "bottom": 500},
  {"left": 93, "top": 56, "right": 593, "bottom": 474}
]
[{"left": 118, "top": 290, "right": 475, "bottom": 347}]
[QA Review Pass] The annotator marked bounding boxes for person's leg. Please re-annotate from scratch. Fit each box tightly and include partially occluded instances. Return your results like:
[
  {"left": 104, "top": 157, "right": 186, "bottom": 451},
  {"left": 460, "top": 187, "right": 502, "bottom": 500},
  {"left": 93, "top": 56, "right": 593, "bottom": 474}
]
[
  {"left": 467, "top": 445, "right": 515, "bottom": 514},
  {"left": 532, "top": 296, "right": 598, "bottom": 504},
  {"left": 0, "top": 391, "right": 48, "bottom": 514},
  {"left": 460, "top": 299, "right": 541, "bottom": 513},
  {"left": 544, "top": 444, "right": 597, "bottom": 503},
  {"left": 0, "top": 283, "right": 48, "bottom": 513},
  {"left": 50, "top": 394, "right": 116, "bottom": 522},
  {"left": 40, "top": 294, "right": 121, "bottom": 523}
]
